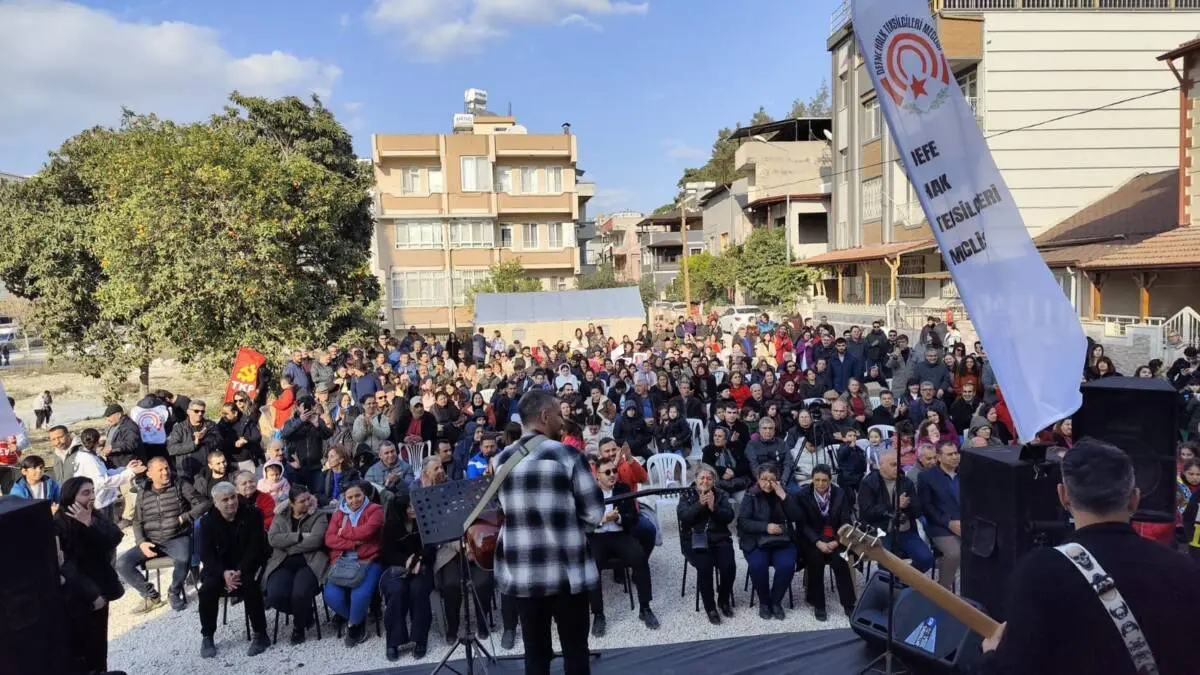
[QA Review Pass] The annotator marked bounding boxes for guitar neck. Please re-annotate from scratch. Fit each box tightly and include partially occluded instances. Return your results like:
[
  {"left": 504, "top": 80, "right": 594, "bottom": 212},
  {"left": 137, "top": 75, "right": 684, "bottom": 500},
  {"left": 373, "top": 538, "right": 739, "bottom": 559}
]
[{"left": 868, "top": 546, "right": 1000, "bottom": 638}]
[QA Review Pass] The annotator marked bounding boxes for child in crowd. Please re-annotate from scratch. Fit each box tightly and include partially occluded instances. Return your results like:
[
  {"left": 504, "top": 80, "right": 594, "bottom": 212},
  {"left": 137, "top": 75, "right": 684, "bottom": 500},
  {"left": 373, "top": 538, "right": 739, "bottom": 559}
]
[
  {"left": 864, "top": 427, "right": 889, "bottom": 472},
  {"left": 9, "top": 454, "right": 61, "bottom": 503},
  {"left": 257, "top": 460, "right": 290, "bottom": 505},
  {"left": 834, "top": 427, "right": 866, "bottom": 509},
  {"left": 895, "top": 420, "right": 916, "bottom": 471},
  {"left": 1176, "top": 458, "right": 1200, "bottom": 528}
]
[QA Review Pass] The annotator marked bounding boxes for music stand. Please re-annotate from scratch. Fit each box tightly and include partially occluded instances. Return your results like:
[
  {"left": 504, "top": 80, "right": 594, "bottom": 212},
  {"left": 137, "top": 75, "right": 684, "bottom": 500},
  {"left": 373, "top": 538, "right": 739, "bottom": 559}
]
[
  {"left": 411, "top": 477, "right": 507, "bottom": 675},
  {"left": 859, "top": 470, "right": 910, "bottom": 675}
]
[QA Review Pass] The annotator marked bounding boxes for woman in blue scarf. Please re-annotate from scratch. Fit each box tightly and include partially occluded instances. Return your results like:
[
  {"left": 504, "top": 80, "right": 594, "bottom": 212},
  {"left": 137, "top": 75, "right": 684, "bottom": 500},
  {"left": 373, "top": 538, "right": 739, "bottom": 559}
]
[{"left": 323, "top": 481, "right": 384, "bottom": 647}]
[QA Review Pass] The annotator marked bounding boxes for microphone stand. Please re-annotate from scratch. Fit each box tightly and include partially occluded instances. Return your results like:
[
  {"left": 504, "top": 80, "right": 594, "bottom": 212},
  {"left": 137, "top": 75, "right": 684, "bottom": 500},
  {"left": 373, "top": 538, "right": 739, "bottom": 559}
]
[{"left": 860, "top": 472, "right": 910, "bottom": 675}]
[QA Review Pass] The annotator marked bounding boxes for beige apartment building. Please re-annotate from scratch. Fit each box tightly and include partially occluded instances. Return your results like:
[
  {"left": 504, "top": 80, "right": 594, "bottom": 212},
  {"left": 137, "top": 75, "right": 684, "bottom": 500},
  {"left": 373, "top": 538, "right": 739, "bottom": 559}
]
[
  {"left": 816, "top": 0, "right": 1200, "bottom": 313},
  {"left": 371, "top": 112, "right": 594, "bottom": 331}
]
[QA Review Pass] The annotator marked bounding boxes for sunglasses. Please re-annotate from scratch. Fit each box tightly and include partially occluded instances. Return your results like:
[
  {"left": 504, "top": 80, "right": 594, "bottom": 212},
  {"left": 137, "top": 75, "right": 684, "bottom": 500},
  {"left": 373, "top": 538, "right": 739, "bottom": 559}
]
[
  {"left": 599, "top": 469, "right": 616, "bottom": 476},
  {"left": 189, "top": 409, "right": 205, "bottom": 414}
]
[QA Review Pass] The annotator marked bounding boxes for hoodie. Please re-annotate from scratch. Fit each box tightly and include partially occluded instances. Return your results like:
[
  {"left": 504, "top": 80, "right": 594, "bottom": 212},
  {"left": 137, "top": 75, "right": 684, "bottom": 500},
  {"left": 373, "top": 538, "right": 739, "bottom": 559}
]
[
  {"left": 970, "top": 415, "right": 1003, "bottom": 447},
  {"left": 613, "top": 402, "right": 652, "bottom": 454},
  {"left": 257, "top": 460, "right": 291, "bottom": 504}
]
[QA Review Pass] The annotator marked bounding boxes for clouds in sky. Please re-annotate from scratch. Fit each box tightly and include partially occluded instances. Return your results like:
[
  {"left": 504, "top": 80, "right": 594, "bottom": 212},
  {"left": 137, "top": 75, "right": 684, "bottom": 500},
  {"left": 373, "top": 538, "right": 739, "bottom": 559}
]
[
  {"left": 369, "top": 0, "right": 648, "bottom": 61},
  {"left": 0, "top": 1, "right": 341, "bottom": 172}
]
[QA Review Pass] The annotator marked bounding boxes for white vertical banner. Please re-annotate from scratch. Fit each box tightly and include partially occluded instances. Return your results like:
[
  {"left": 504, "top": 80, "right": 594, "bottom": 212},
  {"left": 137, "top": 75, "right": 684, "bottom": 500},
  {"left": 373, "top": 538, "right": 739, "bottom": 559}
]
[{"left": 851, "top": 0, "right": 1085, "bottom": 440}]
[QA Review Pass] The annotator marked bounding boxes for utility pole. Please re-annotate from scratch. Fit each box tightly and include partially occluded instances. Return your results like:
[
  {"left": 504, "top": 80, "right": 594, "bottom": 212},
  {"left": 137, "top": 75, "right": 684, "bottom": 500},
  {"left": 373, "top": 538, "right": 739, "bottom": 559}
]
[{"left": 680, "top": 201, "right": 692, "bottom": 311}]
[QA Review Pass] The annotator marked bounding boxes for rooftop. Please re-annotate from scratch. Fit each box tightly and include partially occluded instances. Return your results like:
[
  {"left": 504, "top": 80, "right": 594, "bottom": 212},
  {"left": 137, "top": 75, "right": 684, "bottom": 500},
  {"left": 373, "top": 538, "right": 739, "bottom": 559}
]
[
  {"left": 1083, "top": 227, "right": 1200, "bottom": 270},
  {"left": 728, "top": 118, "right": 833, "bottom": 144},
  {"left": 1033, "top": 169, "right": 1178, "bottom": 267},
  {"left": 796, "top": 240, "right": 935, "bottom": 266}
]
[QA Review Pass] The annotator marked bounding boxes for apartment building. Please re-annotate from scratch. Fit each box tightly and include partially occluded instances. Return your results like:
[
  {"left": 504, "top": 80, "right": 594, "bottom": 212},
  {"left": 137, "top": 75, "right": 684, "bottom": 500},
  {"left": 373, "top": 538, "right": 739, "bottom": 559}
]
[
  {"left": 371, "top": 105, "right": 594, "bottom": 331},
  {"left": 700, "top": 118, "right": 833, "bottom": 260},
  {"left": 594, "top": 211, "right": 647, "bottom": 282},
  {"left": 816, "top": 0, "right": 1200, "bottom": 310},
  {"left": 633, "top": 208, "right": 705, "bottom": 294}
]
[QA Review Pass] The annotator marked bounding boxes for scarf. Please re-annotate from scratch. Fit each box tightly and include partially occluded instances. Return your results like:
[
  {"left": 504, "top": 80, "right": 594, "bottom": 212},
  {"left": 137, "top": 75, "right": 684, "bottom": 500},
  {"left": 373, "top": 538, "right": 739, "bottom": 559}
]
[
  {"left": 814, "top": 487, "right": 831, "bottom": 517},
  {"left": 339, "top": 498, "right": 369, "bottom": 527}
]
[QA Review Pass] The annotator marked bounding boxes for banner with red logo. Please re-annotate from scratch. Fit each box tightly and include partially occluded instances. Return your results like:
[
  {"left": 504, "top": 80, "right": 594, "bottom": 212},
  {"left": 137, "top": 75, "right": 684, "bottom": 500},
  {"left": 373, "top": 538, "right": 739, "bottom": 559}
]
[
  {"left": 852, "top": 0, "right": 1086, "bottom": 440},
  {"left": 224, "top": 347, "right": 267, "bottom": 403}
]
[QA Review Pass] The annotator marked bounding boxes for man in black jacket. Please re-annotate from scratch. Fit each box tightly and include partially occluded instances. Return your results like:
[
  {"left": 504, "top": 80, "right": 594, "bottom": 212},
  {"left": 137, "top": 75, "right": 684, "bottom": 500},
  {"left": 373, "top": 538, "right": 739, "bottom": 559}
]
[
  {"left": 746, "top": 417, "right": 796, "bottom": 491},
  {"left": 280, "top": 396, "right": 333, "bottom": 491},
  {"left": 980, "top": 439, "right": 1200, "bottom": 675},
  {"left": 863, "top": 320, "right": 890, "bottom": 374},
  {"left": 166, "top": 399, "right": 220, "bottom": 480},
  {"left": 198, "top": 482, "right": 269, "bottom": 659},
  {"left": 216, "top": 402, "right": 263, "bottom": 473},
  {"left": 588, "top": 456, "right": 659, "bottom": 636},
  {"left": 103, "top": 404, "right": 144, "bottom": 467},
  {"left": 868, "top": 390, "right": 905, "bottom": 428},
  {"left": 857, "top": 451, "right": 932, "bottom": 572},
  {"left": 115, "top": 457, "right": 209, "bottom": 612},
  {"left": 668, "top": 379, "right": 706, "bottom": 422}
]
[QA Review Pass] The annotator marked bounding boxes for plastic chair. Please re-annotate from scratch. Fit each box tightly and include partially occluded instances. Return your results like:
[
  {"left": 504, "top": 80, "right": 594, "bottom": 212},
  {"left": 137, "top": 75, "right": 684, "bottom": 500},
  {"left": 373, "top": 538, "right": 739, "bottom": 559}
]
[
  {"left": 142, "top": 555, "right": 199, "bottom": 598},
  {"left": 272, "top": 596, "right": 324, "bottom": 644},
  {"left": 479, "top": 388, "right": 495, "bottom": 403},
  {"left": 868, "top": 424, "right": 896, "bottom": 440},
  {"left": 645, "top": 453, "right": 688, "bottom": 504},
  {"left": 403, "top": 440, "right": 433, "bottom": 467},
  {"left": 869, "top": 396, "right": 881, "bottom": 410},
  {"left": 855, "top": 439, "right": 870, "bottom": 451}
]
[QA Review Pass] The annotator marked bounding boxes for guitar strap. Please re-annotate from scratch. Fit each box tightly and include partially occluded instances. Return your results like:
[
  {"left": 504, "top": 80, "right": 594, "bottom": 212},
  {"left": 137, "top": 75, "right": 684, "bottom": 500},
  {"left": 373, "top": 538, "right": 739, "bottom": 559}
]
[
  {"left": 462, "top": 434, "right": 549, "bottom": 529},
  {"left": 1053, "top": 543, "right": 1160, "bottom": 675}
]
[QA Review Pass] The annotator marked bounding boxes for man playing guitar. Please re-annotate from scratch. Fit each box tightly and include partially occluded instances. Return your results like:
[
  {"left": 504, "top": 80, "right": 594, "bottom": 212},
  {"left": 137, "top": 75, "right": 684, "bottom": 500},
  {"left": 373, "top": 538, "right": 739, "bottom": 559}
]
[{"left": 490, "top": 390, "right": 604, "bottom": 675}]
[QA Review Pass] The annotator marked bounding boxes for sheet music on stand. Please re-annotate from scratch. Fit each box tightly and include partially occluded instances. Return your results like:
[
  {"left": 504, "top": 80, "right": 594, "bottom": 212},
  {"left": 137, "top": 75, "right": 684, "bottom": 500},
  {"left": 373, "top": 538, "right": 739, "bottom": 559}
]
[{"left": 410, "top": 477, "right": 498, "bottom": 545}]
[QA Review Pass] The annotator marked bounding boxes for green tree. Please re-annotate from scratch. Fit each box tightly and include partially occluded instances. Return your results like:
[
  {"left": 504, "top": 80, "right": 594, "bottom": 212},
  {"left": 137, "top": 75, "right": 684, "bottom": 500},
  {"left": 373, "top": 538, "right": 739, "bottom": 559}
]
[
  {"left": 790, "top": 79, "right": 833, "bottom": 118},
  {"left": 576, "top": 263, "right": 625, "bottom": 291},
  {"left": 652, "top": 202, "right": 676, "bottom": 215},
  {"left": 749, "top": 106, "right": 775, "bottom": 126},
  {"left": 738, "top": 228, "right": 821, "bottom": 307},
  {"left": 664, "top": 252, "right": 740, "bottom": 305},
  {"left": 0, "top": 93, "right": 379, "bottom": 400},
  {"left": 638, "top": 275, "right": 658, "bottom": 308},
  {"left": 465, "top": 260, "right": 543, "bottom": 313}
]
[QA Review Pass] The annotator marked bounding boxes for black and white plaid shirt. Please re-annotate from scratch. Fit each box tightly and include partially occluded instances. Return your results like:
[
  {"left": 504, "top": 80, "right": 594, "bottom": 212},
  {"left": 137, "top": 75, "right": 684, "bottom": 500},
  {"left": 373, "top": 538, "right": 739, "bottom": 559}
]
[{"left": 494, "top": 434, "right": 604, "bottom": 598}]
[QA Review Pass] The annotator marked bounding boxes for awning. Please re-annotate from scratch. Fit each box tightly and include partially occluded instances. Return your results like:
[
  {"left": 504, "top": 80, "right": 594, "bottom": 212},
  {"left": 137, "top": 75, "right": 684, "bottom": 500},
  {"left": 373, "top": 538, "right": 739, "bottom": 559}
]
[
  {"left": 796, "top": 240, "right": 935, "bottom": 266},
  {"left": 746, "top": 193, "right": 827, "bottom": 209},
  {"left": 1082, "top": 227, "right": 1200, "bottom": 270}
]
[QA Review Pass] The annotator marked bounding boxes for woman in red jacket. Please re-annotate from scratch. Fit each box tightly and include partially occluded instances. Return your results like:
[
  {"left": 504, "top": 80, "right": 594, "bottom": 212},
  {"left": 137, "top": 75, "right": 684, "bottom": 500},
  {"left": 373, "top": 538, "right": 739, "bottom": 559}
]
[
  {"left": 323, "top": 481, "right": 385, "bottom": 647},
  {"left": 727, "top": 372, "right": 752, "bottom": 409}
]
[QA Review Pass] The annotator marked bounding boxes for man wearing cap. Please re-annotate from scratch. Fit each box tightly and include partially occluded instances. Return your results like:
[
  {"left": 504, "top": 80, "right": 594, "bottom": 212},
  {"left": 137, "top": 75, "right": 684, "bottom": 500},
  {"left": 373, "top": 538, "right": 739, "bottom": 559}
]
[{"left": 104, "top": 403, "right": 146, "bottom": 525}]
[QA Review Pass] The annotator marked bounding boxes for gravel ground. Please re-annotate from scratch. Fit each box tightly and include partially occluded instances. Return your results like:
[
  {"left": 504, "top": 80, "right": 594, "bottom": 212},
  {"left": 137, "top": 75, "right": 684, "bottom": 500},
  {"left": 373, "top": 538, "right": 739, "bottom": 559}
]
[{"left": 109, "top": 505, "right": 863, "bottom": 675}]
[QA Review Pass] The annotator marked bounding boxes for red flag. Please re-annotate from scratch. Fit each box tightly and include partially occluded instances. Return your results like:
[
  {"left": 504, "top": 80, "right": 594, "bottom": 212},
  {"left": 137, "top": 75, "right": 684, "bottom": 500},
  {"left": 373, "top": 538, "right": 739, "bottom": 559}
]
[{"left": 224, "top": 347, "right": 267, "bottom": 403}]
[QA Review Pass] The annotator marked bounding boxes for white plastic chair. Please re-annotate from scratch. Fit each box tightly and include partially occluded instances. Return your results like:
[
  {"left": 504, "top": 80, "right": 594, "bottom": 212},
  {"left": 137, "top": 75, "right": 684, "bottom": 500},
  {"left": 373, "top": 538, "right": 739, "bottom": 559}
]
[
  {"left": 855, "top": 438, "right": 870, "bottom": 451},
  {"left": 686, "top": 418, "right": 707, "bottom": 461},
  {"left": 868, "top": 424, "right": 896, "bottom": 441},
  {"left": 869, "top": 396, "right": 881, "bottom": 410},
  {"left": 403, "top": 440, "right": 433, "bottom": 468},
  {"left": 802, "top": 397, "right": 825, "bottom": 408},
  {"left": 645, "top": 453, "right": 688, "bottom": 505},
  {"left": 479, "top": 388, "right": 496, "bottom": 403}
]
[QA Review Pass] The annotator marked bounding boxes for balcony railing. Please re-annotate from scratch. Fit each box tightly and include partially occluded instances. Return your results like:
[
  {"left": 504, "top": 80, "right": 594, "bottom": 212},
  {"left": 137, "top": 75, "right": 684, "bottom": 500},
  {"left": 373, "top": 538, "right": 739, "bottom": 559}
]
[{"left": 834, "top": 0, "right": 1200, "bottom": 35}]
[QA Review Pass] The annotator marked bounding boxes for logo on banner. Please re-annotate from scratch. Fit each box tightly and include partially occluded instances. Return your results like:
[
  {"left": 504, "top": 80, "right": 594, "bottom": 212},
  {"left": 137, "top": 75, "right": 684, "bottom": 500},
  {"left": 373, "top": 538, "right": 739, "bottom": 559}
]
[{"left": 874, "top": 16, "right": 951, "bottom": 116}]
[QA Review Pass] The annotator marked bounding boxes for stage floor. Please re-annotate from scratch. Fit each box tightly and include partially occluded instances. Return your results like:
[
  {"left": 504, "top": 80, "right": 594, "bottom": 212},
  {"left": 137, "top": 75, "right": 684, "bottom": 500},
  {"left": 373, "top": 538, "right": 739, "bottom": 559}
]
[{"left": 347, "top": 628, "right": 892, "bottom": 675}]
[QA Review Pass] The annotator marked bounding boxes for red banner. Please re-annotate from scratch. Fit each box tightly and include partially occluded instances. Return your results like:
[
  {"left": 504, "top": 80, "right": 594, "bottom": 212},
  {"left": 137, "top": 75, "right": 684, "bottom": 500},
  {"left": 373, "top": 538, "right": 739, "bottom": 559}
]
[{"left": 224, "top": 347, "right": 267, "bottom": 403}]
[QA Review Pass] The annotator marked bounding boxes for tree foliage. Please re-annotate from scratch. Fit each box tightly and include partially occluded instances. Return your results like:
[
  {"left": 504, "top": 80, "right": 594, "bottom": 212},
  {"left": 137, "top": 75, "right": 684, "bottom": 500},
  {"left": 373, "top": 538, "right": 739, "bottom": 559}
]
[
  {"left": 0, "top": 92, "right": 380, "bottom": 399},
  {"left": 652, "top": 202, "right": 676, "bottom": 215},
  {"left": 738, "top": 228, "right": 821, "bottom": 307},
  {"left": 576, "top": 263, "right": 624, "bottom": 291},
  {"left": 789, "top": 79, "right": 833, "bottom": 119},
  {"left": 664, "top": 252, "right": 738, "bottom": 305},
  {"left": 464, "top": 260, "right": 544, "bottom": 314},
  {"left": 749, "top": 106, "right": 775, "bottom": 126}
]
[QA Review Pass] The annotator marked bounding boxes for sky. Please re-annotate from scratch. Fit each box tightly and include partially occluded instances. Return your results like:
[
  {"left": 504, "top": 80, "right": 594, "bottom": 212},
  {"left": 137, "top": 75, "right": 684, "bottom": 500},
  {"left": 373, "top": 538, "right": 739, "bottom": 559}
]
[{"left": 0, "top": 0, "right": 840, "bottom": 213}]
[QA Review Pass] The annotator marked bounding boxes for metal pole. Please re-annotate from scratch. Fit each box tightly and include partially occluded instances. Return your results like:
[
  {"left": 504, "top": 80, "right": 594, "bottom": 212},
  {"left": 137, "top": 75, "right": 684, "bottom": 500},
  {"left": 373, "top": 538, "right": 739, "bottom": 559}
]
[
  {"left": 681, "top": 205, "right": 692, "bottom": 309},
  {"left": 785, "top": 194, "right": 793, "bottom": 262}
]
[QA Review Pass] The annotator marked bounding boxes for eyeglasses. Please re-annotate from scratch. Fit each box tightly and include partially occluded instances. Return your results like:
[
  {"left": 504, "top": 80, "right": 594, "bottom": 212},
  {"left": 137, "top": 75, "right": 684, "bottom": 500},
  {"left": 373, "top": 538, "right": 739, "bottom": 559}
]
[
  {"left": 599, "top": 469, "right": 616, "bottom": 476},
  {"left": 189, "top": 408, "right": 205, "bottom": 414}
]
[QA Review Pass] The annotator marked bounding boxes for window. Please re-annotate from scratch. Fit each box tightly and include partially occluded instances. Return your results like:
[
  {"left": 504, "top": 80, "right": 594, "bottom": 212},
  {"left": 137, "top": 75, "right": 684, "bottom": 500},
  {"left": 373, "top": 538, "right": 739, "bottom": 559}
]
[
  {"left": 522, "top": 223, "right": 539, "bottom": 249},
  {"left": 838, "top": 149, "right": 848, "bottom": 185},
  {"left": 461, "top": 156, "right": 492, "bottom": 192},
  {"left": 499, "top": 225, "right": 513, "bottom": 248},
  {"left": 546, "top": 166, "right": 563, "bottom": 194},
  {"left": 863, "top": 99, "right": 882, "bottom": 140},
  {"left": 549, "top": 276, "right": 568, "bottom": 291},
  {"left": 452, "top": 269, "right": 491, "bottom": 305},
  {"left": 861, "top": 177, "right": 882, "bottom": 221},
  {"left": 400, "top": 168, "right": 421, "bottom": 195},
  {"left": 519, "top": 167, "right": 539, "bottom": 194},
  {"left": 394, "top": 220, "right": 443, "bottom": 249},
  {"left": 494, "top": 166, "right": 511, "bottom": 194},
  {"left": 428, "top": 167, "right": 443, "bottom": 193},
  {"left": 958, "top": 70, "right": 980, "bottom": 118},
  {"left": 839, "top": 74, "right": 849, "bottom": 111},
  {"left": 548, "top": 222, "right": 563, "bottom": 248},
  {"left": 898, "top": 254, "right": 926, "bottom": 299},
  {"left": 449, "top": 219, "right": 495, "bottom": 248},
  {"left": 391, "top": 270, "right": 446, "bottom": 308}
]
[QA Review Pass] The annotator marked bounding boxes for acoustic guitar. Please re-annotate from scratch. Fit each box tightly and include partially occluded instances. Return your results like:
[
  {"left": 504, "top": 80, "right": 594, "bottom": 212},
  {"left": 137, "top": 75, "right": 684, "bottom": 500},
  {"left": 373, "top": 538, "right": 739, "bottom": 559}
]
[
  {"left": 466, "top": 485, "right": 693, "bottom": 570},
  {"left": 837, "top": 524, "right": 1001, "bottom": 638}
]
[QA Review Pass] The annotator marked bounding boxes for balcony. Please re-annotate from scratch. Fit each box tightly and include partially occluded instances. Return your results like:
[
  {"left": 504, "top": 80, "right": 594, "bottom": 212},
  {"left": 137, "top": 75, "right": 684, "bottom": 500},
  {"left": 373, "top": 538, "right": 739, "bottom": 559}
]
[
  {"left": 375, "top": 134, "right": 439, "bottom": 158},
  {"left": 494, "top": 134, "right": 573, "bottom": 158},
  {"left": 498, "top": 192, "right": 574, "bottom": 215}
]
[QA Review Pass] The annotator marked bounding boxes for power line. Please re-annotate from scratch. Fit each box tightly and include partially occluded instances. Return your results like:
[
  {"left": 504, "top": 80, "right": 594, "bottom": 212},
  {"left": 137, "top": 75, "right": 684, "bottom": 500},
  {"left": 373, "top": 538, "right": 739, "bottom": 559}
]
[{"left": 723, "top": 85, "right": 1179, "bottom": 198}]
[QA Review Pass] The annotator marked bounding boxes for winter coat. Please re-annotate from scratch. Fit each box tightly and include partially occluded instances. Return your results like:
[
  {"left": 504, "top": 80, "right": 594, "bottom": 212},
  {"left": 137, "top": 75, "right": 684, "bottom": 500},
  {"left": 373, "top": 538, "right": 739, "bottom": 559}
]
[
  {"left": 106, "top": 415, "right": 145, "bottom": 467},
  {"left": 613, "top": 410, "right": 652, "bottom": 454},
  {"left": 886, "top": 349, "right": 922, "bottom": 397},
  {"left": 55, "top": 480, "right": 125, "bottom": 610},
  {"left": 737, "top": 486, "right": 802, "bottom": 553},
  {"left": 217, "top": 414, "right": 264, "bottom": 464},
  {"left": 857, "top": 471, "right": 921, "bottom": 534},
  {"left": 281, "top": 415, "right": 334, "bottom": 471},
  {"left": 166, "top": 419, "right": 221, "bottom": 479},
  {"left": 9, "top": 476, "right": 61, "bottom": 502},
  {"left": 265, "top": 501, "right": 330, "bottom": 582},
  {"left": 788, "top": 483, "right": 852, "bottom": 546},
  {"left": 324, "top": 502, "right": 385, "bottom": 565},
  {"left": 199, "top": 502, "right": 266, "bottom": 584},
  {"left": 133, "top": 479, "right": 209, "bottom": 545},
  {"left": 746, "top": 436, "right": 795, "bottom": 489},
  {"left": 677, "top": 486, "right": 736, "bottom": 547}
]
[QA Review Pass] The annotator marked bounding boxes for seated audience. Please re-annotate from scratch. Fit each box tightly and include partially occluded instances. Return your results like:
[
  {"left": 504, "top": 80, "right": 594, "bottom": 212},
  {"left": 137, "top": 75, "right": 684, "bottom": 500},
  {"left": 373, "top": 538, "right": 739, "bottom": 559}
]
[
  {"left": 465, "top": 433, "right": 500, "bottom": 479},
  {"left": 192, "top": 450, "right": 233, "bottom": 501},
  {"left": 702, "top": 427, "right": 752, "bottom": 496},
  {"left": 379, "top": 483, "right": 434, "bottom": 661},
  {"left": 745, "top": 418, "right": 795, "bottom": 492},
  {"left": 677, "top": 463, "right": 736, "bottom": 624},
  {"left": 56, "top": 476, "right": 125, "bottom": 675},
  {"left": 257, "top": 460, "right": 290, "bottom": 504},
  {"left": 235, "top": 470, "right": 276, "bottom": 531},
  {"left": 918, "top": 440, "right": 963, "bottom": 591},
  {"left": 858, "top": 451, "right": 933, "bottom": 572},
  {"left": 317, "top": 445, "right": 361, "bottom": 507},
  {"left": 738, "top": 463, "right": 801, "bottom": 621},
  {"left": 265, "top": 484, "right": 329, "bottom": 645},
  {"left": 199, "top": 482, "right": 270, "bottom": 658},
  {"left": 323, "top": 480, "right": 385, "bottom": 647},
  {"left": 790, "top": 464, "right": 857, "bottom": 620},
  {"left": 365, "top": 441, "right": 411, "bottom": 489},
  {"left": 71, "top": 427, "right": 145, "bottom": 525},
  {"left": 596, "top": 438, "right": 656, "bottom": 557},
  {"left": 116, "top": 456, "right": 207, "bottom": 613},
  {"left": 588, "top": 455, "right": 659, "bottom": 636}
]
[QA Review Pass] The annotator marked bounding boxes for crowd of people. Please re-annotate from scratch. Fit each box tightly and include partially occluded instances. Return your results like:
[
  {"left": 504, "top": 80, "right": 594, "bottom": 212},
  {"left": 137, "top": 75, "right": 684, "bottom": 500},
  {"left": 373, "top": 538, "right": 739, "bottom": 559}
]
[{"left": 4, "top": 309, "right": 1200, "bottom": 674}]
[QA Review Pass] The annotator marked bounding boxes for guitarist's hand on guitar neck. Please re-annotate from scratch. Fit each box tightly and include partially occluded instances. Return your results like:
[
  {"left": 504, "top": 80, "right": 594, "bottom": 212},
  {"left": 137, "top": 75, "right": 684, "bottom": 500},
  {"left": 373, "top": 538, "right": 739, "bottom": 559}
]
[{"left": 982, "top": 622, "right": 1007, "bottom": 653}]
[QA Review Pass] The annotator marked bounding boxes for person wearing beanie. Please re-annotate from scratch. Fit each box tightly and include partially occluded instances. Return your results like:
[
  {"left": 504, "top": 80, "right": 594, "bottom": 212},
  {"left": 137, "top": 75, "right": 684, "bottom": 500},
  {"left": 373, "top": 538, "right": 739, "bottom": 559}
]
[{"left": 970, "top": 415, "right": 1003, "bottom": 447}]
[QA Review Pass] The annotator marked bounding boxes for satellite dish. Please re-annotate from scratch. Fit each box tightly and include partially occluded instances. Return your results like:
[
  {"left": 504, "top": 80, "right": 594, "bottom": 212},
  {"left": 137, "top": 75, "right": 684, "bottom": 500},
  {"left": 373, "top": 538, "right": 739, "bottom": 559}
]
[{"left": 822, "top": 128, "right": 834, "bottom": 142}]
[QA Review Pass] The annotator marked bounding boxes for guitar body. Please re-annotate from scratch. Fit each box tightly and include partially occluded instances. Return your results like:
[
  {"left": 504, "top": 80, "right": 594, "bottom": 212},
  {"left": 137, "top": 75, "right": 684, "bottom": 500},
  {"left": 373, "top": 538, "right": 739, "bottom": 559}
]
[{"left": 465, "top": 508, "right": 504, "bottom": 570}]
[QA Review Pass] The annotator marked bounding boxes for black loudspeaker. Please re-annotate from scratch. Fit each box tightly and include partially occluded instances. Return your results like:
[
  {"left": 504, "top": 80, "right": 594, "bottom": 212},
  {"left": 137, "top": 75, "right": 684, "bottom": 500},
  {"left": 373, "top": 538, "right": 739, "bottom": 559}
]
[
  {"left": 850, "top": 570, "right": 983, "bottom": 673},
  {"left": 0, "top": 497, "right": 70, "bottom": 675},
  {"left": 1075, "top": 377, "right": 1178, "bottom": 521},
  {"left": 959, "top": 446, "right": 1067, "bottom": 621}
]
